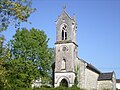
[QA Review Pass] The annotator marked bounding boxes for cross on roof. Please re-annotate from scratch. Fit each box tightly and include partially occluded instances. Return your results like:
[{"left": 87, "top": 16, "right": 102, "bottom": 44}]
[{"left": 63, "top": 5, "right": 66, "bottom": 10}]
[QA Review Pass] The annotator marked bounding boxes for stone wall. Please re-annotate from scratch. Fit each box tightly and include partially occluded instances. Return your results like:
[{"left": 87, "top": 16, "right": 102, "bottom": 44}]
[
  {"left": 116, "top": 83, "right": 120, "bottom": 89},
  {"left": 97, "top": 80, "right": 113, "bottom": 90},
  {"left": 56, "top": 11, "right": 76, "bottom": 43},
  {"left": 54, "top": 72, "right": 75, "bottom": 87},
  {"left": 85, "top": 68, "right": 99, "bottom": 90},
  {"left": 54, "top": 42, "right": 76, "bottom": 87},
  {"left": 77, "top": 59, "right": 86, "bottom": 89},
  {"left": 112, "top": 73, "right": 116, "bottom": 90},
  {"left": 55, "top": 43, "right": 76, "bottom": 72}
]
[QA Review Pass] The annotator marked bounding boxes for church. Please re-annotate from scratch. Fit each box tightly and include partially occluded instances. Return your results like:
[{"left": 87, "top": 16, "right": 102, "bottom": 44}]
[{"left": 53, "top": 9, "right": 116, "bottom": 90}]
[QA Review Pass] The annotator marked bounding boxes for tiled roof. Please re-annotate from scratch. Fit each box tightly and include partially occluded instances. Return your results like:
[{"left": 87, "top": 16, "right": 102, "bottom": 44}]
[
  {"left": 98, "top": 72, "right": 113, "bottom": 81},
  {"left": 86, "top": 63, "right": 101, "bottom": 74},
  {"left": 116, "top": 79, "right": 120, "bottom": 83}
]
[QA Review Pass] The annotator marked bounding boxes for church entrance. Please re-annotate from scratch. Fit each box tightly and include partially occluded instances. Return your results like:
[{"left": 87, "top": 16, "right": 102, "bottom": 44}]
[{"left": 60, "top": 79, "right": 68, "bottom": 87}]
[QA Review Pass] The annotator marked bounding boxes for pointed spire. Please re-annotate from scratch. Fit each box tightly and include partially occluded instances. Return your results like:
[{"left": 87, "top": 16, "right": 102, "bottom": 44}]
[{"left": 55, "top": 6, "right": 73, "bottom": 23}]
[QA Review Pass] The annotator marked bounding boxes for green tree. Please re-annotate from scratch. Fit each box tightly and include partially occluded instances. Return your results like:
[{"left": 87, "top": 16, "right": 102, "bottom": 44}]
[
  {"left": 0, "top": 36, "right": 11, "bottom": 89},
  {"left": 5, "top": 28, "right": 53, "bottom": 89},
  {"left": 0, "top": 0, "right": 35, "bottom": 32},
  {"left": 0, "top": 36, "right": 6, "bottom": 89},
  {"left": 41, "top": 48, "right": 55, "bottom": 85},
  {"left": 0, "top": 0, "right": 35, "bottom": 89}
]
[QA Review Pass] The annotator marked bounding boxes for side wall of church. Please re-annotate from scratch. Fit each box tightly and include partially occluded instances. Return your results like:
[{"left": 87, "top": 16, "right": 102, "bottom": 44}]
[
  {"left": 76, "top": 59, "right": 99, "bottom": 90},
  {"left": 116, "top": 83, "right": 120, "bottom": 89},
  {"left": 85, "top": 69, "right": 99, "bottom": 90},
  {"left": 97, "top": 81, "right": 113, "bottom": 90},
  {"left": 77, "top": 59, "right": 86, "bottom": 89}
]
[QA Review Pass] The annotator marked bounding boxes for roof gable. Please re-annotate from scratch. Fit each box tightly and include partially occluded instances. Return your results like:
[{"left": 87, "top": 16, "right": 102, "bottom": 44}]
[{"left": 56, "top": 10, "right": 75, "bottom": 24}]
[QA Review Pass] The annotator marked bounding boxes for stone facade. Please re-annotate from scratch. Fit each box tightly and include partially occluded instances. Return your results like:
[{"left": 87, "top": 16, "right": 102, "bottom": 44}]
[
  {"left": 97, "top": 81, "right": 113, "bottom": 90},
  {"left": 54, "top": 72, "right": 75, "bottom": 87},
  {"left": 76, "top": 59, "right": 100, "bottom": 90},
  {"left": 116, "top": 84, "right": 120, "bottom": 89},
  {"left": 85, "top": 68, "right": 99, "bottom": 89},
  {"left": 55, "top": 43, "right": 76, "bottom": 72},
  {"left": 116, "top": 79, "right": 120, "bottom": 89},
  {"left": 116, "top": 83, "right": 120, "bottom": 90},
  {"left": 54, "top": 10, "right": 77, "bottom": 88},
  {"left": 53, "top": 9, "right": 116, "bottom": 90},
  {"left": 77, "top": 59, "right": 86, "bottom": 89}
]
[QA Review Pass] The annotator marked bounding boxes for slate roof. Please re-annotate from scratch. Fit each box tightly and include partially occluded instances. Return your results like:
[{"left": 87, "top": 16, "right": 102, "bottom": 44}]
[
  {"left": 98, "top": 72, "right": 114, "bottom": 81},
  {"left": 79, "top": 59, "right": 101, "bottom": 74},
  {"left": 116, "top": 79, "right": 120, "bottom": 83},
  {"left": 86, "top": 63, "right": 101, "bottom": 74}
]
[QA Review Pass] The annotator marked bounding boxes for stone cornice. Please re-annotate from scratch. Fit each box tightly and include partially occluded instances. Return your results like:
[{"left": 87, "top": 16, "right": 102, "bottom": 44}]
[{"left": 55, "top": 40, "right": 78, "bottom": 47}]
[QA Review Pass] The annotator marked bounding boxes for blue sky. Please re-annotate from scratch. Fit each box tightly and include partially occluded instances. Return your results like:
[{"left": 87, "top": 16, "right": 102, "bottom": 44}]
[{"left": 2, "top": 0, "right": 120, "bottom": 78}]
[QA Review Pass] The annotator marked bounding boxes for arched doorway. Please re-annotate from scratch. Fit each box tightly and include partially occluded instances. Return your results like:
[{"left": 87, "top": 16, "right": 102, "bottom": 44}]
[{"left": 60, "top": 79, "right": 68, "bottom": 87}]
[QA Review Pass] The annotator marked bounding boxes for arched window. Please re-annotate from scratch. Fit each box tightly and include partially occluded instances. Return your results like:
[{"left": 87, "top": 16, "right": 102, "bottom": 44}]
[
  {"left": 62, "top": 30, "right": 64, "bottom": 40},
  {"left": 61, "top": 59, "right": 66, "bottom": 70},
  {"left": 62, "top": 24, "right": 67, "bottom": 40}
]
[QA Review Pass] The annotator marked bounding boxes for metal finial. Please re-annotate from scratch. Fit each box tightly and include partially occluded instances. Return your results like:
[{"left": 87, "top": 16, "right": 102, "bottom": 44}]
[
  {"left": 73, "top": 13, "right": 76, "bottom": 21},
  {"left": 63, "top": 5, "right": 66, "bottom": 10},
  {"left": 73, "top": 13, "right": 75, "bottom": 16}
]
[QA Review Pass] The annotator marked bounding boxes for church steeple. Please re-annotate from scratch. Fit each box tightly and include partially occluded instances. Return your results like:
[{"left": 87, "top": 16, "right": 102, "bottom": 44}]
[
  {"left": 54, "top": 9, "right": 77, "bottom": 87},
  {"left": 55, "top": 9, "right": 77, "bottom": 45}
]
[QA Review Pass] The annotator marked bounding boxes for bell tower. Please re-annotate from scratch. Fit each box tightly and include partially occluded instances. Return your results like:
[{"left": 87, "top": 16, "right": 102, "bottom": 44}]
[{"left": 54, "top": 9, "right": 78, "bottom": 87}]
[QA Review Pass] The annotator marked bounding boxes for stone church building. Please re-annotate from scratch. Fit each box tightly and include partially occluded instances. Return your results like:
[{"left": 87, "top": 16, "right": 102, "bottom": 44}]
[{"left": 53, "top": 9, "right": 116, "bottom": 90}]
